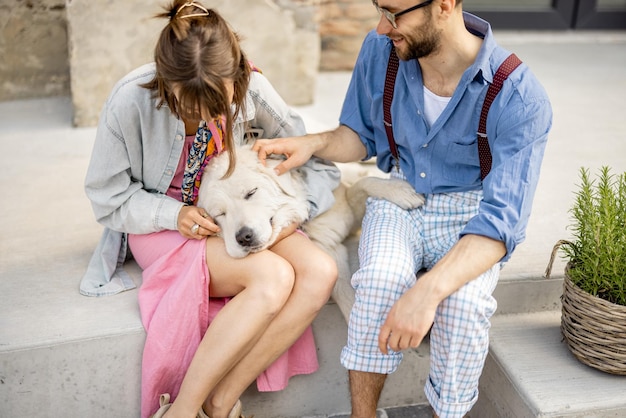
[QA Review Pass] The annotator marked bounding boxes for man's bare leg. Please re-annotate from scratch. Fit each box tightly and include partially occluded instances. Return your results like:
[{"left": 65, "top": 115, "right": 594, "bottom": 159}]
[{"left": 349, "top": 370, "right": 387, "bottom": 418}]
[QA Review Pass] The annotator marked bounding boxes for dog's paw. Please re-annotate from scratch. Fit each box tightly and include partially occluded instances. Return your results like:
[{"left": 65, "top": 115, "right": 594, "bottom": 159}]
[{"left": 386, "top": 179, "right": 425, "bottom": 209}]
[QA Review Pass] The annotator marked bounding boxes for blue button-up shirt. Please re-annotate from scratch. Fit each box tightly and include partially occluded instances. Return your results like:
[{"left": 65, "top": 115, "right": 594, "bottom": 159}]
[{"left": 339, "top": 13, "right": 552, "bottom": 261}]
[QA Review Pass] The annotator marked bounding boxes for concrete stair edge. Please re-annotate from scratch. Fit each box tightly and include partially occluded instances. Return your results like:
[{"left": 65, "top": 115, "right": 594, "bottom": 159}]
[
  {"left": 474, "top": 311, "right": 626, "bottom": 418},
  {"left": 0, "top": 267, "right": 567, "bottom": 417}
]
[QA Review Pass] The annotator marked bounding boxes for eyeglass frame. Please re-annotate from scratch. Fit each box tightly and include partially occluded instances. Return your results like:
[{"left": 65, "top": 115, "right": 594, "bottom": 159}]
[{"left": 372, "top": 0, "right": 434, "bottom": 29}]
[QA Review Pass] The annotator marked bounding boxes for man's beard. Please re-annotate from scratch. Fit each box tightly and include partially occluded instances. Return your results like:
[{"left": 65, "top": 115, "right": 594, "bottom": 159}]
[{"left": 395, "top": 15, "right": 440, "bottom": 61}]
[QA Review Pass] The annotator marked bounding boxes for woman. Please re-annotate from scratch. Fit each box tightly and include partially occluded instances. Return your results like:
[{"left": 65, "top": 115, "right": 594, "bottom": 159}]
[{"left": 82, "top": 1, "right": 340, "bottom": 417}]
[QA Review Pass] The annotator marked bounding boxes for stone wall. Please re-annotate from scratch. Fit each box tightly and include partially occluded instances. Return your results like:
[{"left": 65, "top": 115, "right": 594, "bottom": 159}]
[
  {"left": 64, "top": 0, "right": 163, "bottom": 127},
  {"left": 1, "top": 0, "right": 323, "bottom": 127},
  {"left": 318, "top": 0, "right": 378, "bottom": 71},
  {"left": 0, "top": 0, "right": 376, "bottom": 125},
  {"left": 66, "top": 0, "right": 320, "bottom": 126},
  {"left": 0, "top": 0, "right": 69, "bottom": 100}
]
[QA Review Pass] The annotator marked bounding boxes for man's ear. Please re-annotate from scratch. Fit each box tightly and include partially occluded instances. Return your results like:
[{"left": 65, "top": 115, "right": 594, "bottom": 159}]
[{"left": 437, "top": 0, "right": 457, "bottom": 19}]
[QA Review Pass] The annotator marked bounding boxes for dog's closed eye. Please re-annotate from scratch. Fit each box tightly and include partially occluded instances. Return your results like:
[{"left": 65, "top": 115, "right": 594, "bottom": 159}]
[{"left": 245, "top": 188, "right": 257, "bottom": 200}]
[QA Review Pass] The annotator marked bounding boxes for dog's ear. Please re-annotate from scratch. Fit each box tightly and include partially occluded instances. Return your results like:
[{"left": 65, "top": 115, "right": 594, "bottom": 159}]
[
  {"left": 238, "top": 145, "right": 301, "bottom": 197},
  {"left": 258, "top": 159, "right": 300, "bottom": 197}
]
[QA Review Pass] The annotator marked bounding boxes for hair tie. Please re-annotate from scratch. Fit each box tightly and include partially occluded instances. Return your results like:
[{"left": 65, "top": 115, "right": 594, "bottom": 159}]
[{"left": 175, "top": 2, "right": 210, "bottom": 19}]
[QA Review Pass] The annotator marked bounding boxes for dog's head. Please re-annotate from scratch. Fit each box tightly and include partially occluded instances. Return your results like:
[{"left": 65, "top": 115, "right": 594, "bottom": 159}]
[{"left": 197, "top": 145, "right": 309, "bottom": 258}]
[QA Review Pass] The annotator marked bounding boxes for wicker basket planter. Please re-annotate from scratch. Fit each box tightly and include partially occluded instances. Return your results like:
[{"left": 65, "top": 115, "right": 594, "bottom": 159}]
[
  {"left": 545, "top": 167, "right": 626, "bottom": 374},
  {"left": 561, "top": 263, "right": 626, "bottom": 375}
]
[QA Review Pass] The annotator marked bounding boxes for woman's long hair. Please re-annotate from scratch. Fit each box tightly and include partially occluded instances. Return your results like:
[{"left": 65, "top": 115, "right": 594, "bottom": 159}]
[{"left": 142, "top": 0, "right": 251, "bottom": 175}]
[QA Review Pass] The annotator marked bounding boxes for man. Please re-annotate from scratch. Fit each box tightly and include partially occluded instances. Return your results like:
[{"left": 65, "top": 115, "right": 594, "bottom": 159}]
[{"left": 254, "top": 0, "right": 552, "bottom": 417}]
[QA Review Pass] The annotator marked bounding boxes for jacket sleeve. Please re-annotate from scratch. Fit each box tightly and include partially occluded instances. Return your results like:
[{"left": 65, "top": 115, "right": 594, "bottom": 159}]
[
  {"left": 84, "top": 87, "right": 183, "bottom": 234},
  {"left": 247, "top": 72, "right": 341, "bottom": 218}
]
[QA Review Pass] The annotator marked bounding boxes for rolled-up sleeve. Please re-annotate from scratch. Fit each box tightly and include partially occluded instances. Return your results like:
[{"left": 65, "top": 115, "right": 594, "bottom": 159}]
[{"left": 461, "top": 93, "right": 552, "bottom": 261}]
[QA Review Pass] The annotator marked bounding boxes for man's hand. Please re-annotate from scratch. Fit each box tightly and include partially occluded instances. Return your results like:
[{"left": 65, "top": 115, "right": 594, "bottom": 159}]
[
  {"left": 253, "top": 125, "right": 368, "bottom": 175},
  {"left": 253, "top": 137, "right": 316, "bottom": 175},
  {"left": 378, "top": 279, "right": 439, "bottom": 354},
  {"left": 378, "top": 235, "right": 506, "bottom": 354}
]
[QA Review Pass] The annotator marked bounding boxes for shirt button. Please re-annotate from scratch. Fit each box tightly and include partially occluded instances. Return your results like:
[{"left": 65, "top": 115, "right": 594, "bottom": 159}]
[
  {"left": 420, "top": 172, "right": 426, "bottom": 178},
  {"left": 417, "top": 110, "right": 421, "bottom": 115},
  {"left": 422, "top": 143, "right": 428, "bottom": 148},
  {"left": 166, "top": 169, "right": 173, "bottom": 176},
  {"left": 176, "top": 134, "right": 183, "bottom": 141}
]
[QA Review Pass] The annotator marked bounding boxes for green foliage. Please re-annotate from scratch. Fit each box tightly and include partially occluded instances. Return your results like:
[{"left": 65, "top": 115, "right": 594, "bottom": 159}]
[{"left": 562, "top": 167, "right": 626, "bottom": 306}]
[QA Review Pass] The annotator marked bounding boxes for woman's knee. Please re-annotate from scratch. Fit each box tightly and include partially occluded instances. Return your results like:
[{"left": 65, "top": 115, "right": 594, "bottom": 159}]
[
  {"left": 294, "top": 251, "right": 338, "bottom": 308},
  {"left": 314, "top": 252, "right": 339, "bottom": 294},
  {"left": 252, "top": 257, "right": 296, "bottom": 311}
]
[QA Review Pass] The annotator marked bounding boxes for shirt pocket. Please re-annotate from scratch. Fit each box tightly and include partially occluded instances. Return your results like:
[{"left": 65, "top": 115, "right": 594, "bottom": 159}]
[{"left": 442, "top": 138, "right": 481, "bottom": 185}]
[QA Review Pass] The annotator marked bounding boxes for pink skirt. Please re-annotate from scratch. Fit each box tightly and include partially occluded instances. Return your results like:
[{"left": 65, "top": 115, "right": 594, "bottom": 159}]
[{"left": 129, "top": 230, "right": 319, "bottom": 418}]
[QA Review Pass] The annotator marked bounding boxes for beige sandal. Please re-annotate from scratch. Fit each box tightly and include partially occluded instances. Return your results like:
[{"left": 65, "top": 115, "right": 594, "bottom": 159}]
[
  {"left": 198, "top": 399, "right": 248, "bottom": 418},
  {"left": 150, "top": 393, "right": 172, "bottom": 418}
]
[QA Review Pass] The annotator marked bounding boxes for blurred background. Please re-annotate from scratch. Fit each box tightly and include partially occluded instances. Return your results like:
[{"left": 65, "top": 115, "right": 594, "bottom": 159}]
[{"left": 2, "top": 0, "right": 625, "bottom": 127}]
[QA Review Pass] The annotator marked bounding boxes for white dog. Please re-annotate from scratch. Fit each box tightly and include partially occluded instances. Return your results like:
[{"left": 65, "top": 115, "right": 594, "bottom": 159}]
[{"left": 196, "top": 145, "right": 424, "bottom": 274}]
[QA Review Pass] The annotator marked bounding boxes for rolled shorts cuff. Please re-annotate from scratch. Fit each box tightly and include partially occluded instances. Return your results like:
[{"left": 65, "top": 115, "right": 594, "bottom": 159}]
[
  {"left": 340, "top": 345, "right": 403, "bottom": 374},
  {"left": 425, "top": 377, "right": 478, "bottom": 418}
]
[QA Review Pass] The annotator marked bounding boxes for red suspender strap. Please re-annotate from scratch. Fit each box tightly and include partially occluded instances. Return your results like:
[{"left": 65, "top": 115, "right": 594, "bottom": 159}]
[
  {"left": 477, "top": 53, "right": 522, "bottom": 180},
  {"left": 383, "top": 47, "right": 522, "bottom": 180},
  {"left": 383, "top": 47, "right": 400, "bottom": 169}
]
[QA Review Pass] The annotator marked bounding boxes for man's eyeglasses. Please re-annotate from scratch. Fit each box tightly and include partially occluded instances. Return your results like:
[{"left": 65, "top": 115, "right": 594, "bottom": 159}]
[{"left": 372, "top": 0, "right": 434, "bottom": 29}]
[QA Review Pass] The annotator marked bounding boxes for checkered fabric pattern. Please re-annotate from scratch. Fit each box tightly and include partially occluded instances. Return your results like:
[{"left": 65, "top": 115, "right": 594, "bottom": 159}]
[{"left": 340, "top": 174, "right": 500, "bottom": 417}]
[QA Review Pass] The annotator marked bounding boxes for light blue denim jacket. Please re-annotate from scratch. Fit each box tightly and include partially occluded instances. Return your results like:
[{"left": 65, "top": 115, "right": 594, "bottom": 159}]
[{"left": 80, "top": 63, "right": 340, "bottom": 297}]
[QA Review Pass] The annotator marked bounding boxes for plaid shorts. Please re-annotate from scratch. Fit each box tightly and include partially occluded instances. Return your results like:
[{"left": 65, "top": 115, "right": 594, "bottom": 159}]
[{"left": 340, "top": 179, "right": 500, "bottom": 417}]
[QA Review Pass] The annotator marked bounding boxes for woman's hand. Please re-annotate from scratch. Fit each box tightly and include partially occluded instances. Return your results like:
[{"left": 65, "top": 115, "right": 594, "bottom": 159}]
[
  {"left": 177, "top": 205, "right": 221, "bottom": 239},
  {"left": 270, "top": 222, "right": 299, "bottom": 247}
]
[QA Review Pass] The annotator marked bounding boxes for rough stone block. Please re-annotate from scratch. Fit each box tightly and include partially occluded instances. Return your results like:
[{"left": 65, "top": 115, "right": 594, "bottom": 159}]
[
  {"left": 66, "top": 0, "right": 319, "bottom": 127},
  {"left": 0, "top": 0, "right": 69, "bottom": 100}
]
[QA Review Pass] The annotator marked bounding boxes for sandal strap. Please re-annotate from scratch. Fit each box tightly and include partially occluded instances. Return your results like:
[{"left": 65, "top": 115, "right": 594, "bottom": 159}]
[
  {"left": 199, "top": 399, "right": 250, "bottom": 418},
  {"left": 150, "top": 393, "right": 172, "bottom": 418}
]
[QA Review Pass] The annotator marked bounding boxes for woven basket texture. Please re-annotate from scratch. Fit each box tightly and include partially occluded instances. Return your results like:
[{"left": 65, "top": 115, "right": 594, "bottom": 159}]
[{"left": 562, "top": 264, "right": 626, "bottom": 375}]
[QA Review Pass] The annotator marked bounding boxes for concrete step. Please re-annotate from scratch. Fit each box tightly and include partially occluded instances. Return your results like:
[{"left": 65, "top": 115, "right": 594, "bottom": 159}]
[
  {"left": 0, "top": 224, "right": 433, "bottom": 418},
  {"left": 0, "top": 248, "right": 563, "bottom": 418},
  {"left": 0, "top": 93, "right": 618, "bottom": 417},
  {"left": 0, "top": 269, "right": 430, "bottom": 418},
  {"left": 473, "top": 310, "right": 626, "bottom": 418}
]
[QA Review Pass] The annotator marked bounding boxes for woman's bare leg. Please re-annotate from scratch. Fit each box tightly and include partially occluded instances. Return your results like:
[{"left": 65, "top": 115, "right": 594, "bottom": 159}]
[
  {"left": 203, "top": 232, "right": 338, "bottom": 417},
  {"left": 163, "top": 237, "right": 296, "bottom": 418}
]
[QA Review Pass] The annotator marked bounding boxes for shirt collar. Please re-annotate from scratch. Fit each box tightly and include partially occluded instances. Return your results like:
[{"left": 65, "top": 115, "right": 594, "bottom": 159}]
[{"left": 462, "top": 12, "right": 498, "bottom": 84}]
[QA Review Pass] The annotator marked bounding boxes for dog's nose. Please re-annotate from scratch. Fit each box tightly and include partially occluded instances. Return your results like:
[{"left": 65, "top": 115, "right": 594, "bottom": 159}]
[{"left": 236, "top": 226, "right": 255, "bottom": 247}]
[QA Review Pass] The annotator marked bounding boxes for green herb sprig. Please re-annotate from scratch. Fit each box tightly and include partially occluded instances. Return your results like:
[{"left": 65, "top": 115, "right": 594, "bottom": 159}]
[{"left": 562, "top": 166, "right": 626, "bottom": 306}]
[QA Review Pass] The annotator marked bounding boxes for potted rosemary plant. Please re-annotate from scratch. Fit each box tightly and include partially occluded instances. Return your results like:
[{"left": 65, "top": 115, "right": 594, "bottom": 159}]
[{"left": 545, "top": 166, "right": 626, "bottom": 375}]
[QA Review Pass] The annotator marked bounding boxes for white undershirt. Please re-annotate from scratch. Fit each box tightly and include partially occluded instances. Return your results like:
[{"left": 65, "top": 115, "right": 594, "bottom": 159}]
[{"left": 423, "top": 86, "right": 451, "bottom": 128}]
